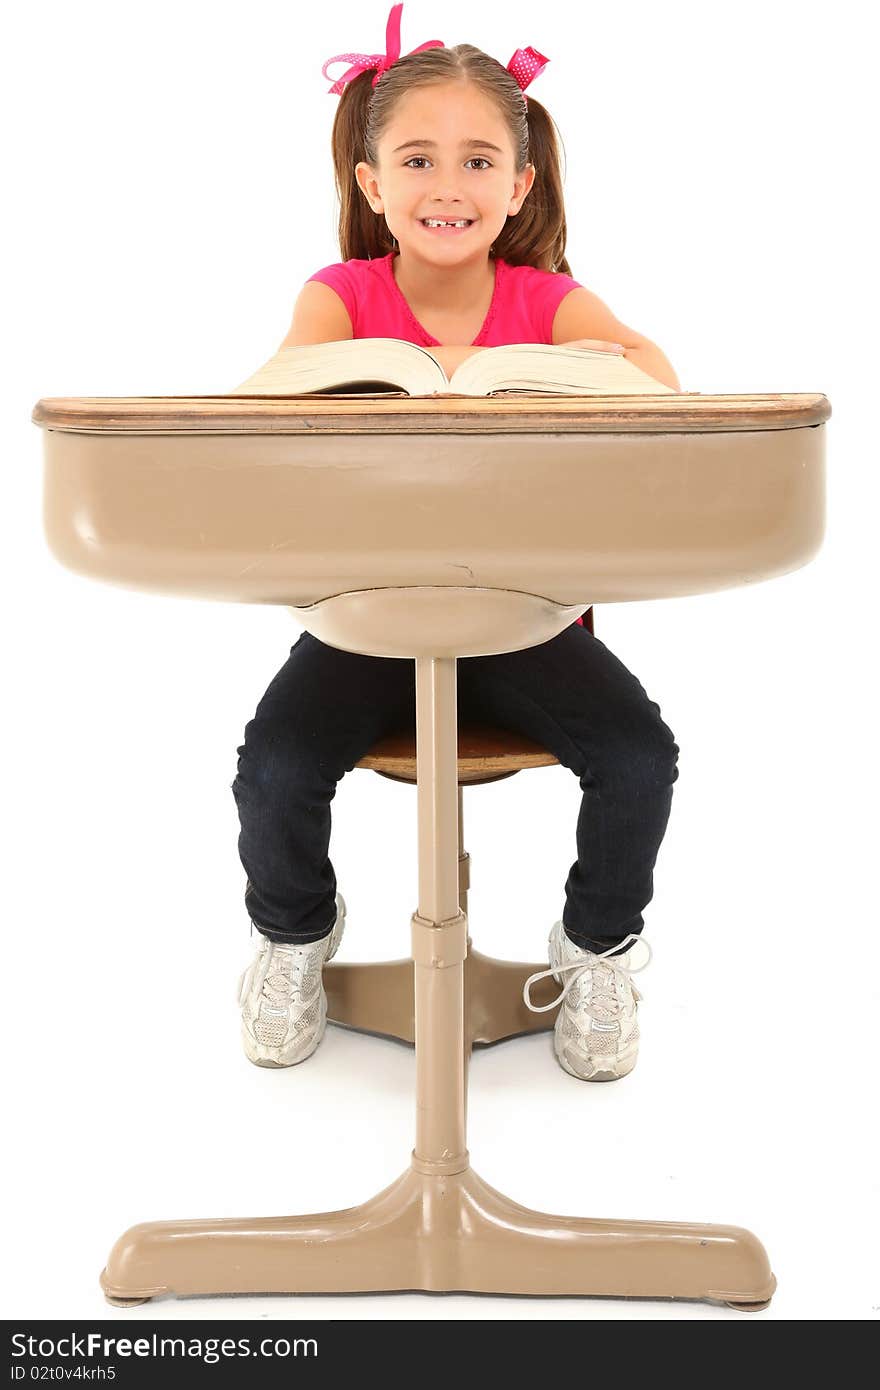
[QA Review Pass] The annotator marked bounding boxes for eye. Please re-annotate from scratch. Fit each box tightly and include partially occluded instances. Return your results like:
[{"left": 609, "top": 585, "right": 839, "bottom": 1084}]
[{"left": 403, "top": 156, "right": 492, "bottom": 170}]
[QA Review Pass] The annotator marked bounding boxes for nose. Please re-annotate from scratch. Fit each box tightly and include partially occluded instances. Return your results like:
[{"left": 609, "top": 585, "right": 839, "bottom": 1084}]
[{"left": 428, "top": 177, "right": 466, "bottom": 201}]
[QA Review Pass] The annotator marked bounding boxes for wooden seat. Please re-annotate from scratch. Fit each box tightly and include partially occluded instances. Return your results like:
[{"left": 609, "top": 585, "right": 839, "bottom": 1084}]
[
  {"left": 355, "top": 722, "right": 560, "bottom": 785},
  {"left": 355, "top": 608, "right": 594, "bottom": 785}
]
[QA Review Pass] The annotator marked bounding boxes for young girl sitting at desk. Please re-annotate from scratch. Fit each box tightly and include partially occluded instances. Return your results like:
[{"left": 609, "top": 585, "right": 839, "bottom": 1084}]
[{"left": 235, "top": 3, "right": 681, "bottom": 1083}]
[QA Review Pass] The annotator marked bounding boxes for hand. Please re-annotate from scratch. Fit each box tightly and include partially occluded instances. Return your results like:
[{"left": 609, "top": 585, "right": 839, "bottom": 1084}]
[{"left": 564, "top": 338, "right": 627, "bottom": 354}]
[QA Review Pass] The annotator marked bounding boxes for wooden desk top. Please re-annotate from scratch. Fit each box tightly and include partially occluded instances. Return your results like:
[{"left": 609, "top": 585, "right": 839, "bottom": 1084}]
[{"left": 32, "top": 393, "right": 831, "bottom": 436}]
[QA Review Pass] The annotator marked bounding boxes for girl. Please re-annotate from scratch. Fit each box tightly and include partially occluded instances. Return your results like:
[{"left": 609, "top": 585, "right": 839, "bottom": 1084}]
[{"left": 235, "top": 4, "right": 681, "bottom": 1082}]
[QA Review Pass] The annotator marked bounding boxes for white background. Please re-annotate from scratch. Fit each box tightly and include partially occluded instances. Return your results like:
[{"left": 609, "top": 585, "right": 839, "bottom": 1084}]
[{"left": 4, "top": 0, "right": 877, "bottom": 1322}]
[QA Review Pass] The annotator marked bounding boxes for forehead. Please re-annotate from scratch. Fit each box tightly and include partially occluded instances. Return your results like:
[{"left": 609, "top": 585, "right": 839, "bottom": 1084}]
[{"left": 381, "top": 83, "right": 512, "bottom": 152}]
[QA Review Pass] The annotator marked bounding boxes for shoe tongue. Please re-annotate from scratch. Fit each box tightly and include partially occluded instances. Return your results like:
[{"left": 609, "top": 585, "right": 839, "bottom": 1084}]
[{"left": 569, "top": 947, "right": 620, "bottom": 1016}]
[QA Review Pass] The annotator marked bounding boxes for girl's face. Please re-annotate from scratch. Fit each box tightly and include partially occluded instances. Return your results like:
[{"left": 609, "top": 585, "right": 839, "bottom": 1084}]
[{"left": 356, "top": 82, "right": 535, "bottom": 266}]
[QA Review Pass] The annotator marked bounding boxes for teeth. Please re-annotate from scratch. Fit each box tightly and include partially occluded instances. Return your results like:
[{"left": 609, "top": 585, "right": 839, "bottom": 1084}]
[{"left": 423, "top": 219, "right": 471, "bottom": 228}]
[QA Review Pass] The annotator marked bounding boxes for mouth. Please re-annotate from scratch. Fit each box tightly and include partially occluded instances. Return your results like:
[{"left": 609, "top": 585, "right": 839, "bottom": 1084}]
[{"left": 418, "top": 218, "right": 476, "bottom": 234}]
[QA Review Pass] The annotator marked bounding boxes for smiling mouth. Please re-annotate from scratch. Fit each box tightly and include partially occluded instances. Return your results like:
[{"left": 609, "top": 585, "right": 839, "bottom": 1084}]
[{"left": 419, "top": 218, "right": 476, "bottom": 231}]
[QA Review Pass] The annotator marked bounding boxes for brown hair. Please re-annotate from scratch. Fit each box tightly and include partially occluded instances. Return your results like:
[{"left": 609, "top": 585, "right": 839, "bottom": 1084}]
[{"left": 327, "top": 45, "right": 574, "bottom": 275}]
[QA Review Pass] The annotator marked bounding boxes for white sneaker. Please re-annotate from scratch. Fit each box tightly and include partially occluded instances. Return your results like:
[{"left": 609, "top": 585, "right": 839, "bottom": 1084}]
[
  {"left": 523, "top": 921, "right": 652, "bottom": 1081},
  {"left": 237, "top": 893, "right": 346, "bottom": 1068}
]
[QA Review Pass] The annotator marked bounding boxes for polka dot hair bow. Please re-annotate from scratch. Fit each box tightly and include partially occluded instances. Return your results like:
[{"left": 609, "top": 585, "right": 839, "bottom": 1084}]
[
  {"left": 505, "top": 46, "right": 550, "bottom": 108},
  {"left": 322, "top": 3, "right": 445, "bottom": 95}
]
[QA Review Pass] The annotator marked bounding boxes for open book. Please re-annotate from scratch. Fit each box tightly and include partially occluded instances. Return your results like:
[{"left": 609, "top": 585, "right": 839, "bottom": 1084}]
[{"left": 231, "top": 338, "right": 677, "bottom": 397}]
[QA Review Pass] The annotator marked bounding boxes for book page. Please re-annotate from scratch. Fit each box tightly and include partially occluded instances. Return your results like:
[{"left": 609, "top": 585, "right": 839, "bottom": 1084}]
[
  {"left": 231, "top": 338, "right": 447, "bottom": 396},
  {"left": 448, "top": 344, "right": 675, "bottom": 396}
]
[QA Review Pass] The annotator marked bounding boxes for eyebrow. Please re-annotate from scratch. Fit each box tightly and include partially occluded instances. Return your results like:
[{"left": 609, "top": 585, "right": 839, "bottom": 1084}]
[{"left": 392, "top": 139, "right": 504, "bottom": 154}]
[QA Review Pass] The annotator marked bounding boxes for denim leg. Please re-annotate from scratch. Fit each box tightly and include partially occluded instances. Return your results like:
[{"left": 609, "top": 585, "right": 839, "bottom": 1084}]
[
  {"left": 458, "top": 623, "right": 680, "bottom": 956},
  {"left": 231, "top": 632, "right": 416, "bottom": 942}
]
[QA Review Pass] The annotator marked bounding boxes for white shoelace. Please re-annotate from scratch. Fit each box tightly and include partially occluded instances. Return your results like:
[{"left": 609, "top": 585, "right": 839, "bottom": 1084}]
[
  {"left": 522, "top": 933, "right": 653, "bottom": 1016},
  {"left": 237, "top": 940, "right": 308, "bottom": 1009}
]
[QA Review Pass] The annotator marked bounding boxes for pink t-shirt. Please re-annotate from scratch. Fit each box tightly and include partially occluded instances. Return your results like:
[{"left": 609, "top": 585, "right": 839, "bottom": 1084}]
[
  {"left": 306, "top": 250, "right": 583, "bottom": 349},
  {"left": 305, "top": 250, "right": 588, "bottom": 628}
]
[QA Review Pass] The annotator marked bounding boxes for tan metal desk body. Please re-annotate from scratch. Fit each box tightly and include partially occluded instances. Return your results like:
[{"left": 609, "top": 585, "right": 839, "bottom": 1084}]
[{"left": 34, "top": 392, "right": 829, "bottom": 1309}]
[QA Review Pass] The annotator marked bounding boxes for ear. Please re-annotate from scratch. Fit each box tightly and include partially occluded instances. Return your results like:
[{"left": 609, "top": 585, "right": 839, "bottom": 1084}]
[
  {"left": 510, "top": 163, "right": 537, "bottom": 214},
  {"left": 355, "top": 161, "right": 383, "bottom": 213}
]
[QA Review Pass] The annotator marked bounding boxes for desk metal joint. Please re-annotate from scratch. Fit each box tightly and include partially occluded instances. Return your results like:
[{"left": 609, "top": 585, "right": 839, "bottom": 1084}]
[{"left": 411, "top": 911, "right": 468, "bottom": 968}]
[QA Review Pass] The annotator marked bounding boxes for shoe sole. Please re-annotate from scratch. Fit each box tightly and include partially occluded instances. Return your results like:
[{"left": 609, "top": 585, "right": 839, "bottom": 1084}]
[{"left": 555, "top": 1037, "right": 639, "bottom": 1082}]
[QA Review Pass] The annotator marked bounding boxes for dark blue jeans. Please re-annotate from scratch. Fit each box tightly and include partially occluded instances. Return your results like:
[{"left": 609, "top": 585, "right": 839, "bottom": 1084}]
[{"left": 231, "top": 624, "right": 680, "bottom": 956}]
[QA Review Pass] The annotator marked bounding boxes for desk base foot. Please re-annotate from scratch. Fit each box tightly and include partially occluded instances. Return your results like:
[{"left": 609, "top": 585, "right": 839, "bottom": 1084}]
[
  {"left": 99, "top": 1160, "right": 775, "bottom": 1308},
  {"left": 323, "top": 945, "right": 560, "bottom": 1048}
]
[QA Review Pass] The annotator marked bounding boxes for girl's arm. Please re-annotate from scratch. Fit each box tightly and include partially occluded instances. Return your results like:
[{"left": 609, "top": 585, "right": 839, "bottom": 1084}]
[
  {"left": 612, "top": 341, "right": 681, "bottom": 391},
  {"left": 552, "top": 287, "right": 682, "bottom": 390},
  {"left": 279, "top": 282, "right": 354, "bottom": 348}
]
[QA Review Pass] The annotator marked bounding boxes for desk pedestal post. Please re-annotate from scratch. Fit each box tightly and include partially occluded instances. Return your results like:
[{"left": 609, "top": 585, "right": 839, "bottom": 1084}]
[{"left": 411, "top": 655, "right": 470, "bottom": 1177}]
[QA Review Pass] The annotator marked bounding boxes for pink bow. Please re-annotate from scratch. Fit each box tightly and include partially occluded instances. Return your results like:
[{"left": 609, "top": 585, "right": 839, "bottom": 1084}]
[
  {"left": 505, "top": 46, "right": 550, "bottom": 106},
  {"left": 323, "top": 3, "right": 444, "bottom": 95}
]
